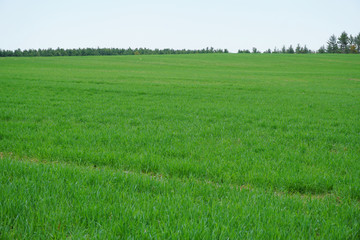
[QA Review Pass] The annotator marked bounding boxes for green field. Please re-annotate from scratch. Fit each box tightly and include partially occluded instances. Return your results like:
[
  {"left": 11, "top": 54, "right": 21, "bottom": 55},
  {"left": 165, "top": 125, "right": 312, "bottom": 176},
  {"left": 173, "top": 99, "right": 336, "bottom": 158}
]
[{"left": 1, "top": 54, "right": 360, "bottom": 239}]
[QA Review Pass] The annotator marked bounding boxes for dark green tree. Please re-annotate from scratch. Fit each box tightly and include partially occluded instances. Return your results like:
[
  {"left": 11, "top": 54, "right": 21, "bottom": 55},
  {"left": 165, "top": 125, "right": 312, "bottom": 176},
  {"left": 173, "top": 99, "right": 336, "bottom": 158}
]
[
  {"left": 326, "top": 34, "right": 338, "bottom": 53},
  {"left": 287, "top": 45, "right": 295, "bottom": 54},
  {"left": 303, "top": 45, "right": 309, "bottom": 53},
  {"left": 349, "top": 34, "right": 354, "bottom": 45},
  {"left": 355, "top": 33, "right": 360, "bottom": 53},
  {"left": 338, "top": 31, "right": 349, "bottom": 53},
  {"left": 317, "top": 46, "right": 326, "bottom": 53},
  {"left": 14, "top": 49, "right": 22, "bottom": 57},
  {"left": 264, "top": 49, "right": 271, "bottom": 53}
]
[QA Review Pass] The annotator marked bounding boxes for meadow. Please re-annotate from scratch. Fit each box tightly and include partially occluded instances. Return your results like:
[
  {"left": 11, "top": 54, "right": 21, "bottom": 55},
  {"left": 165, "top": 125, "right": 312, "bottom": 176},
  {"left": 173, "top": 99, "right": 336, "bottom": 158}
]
[{"left": 0, "top": 54, "right": 360, "bottom": 239}]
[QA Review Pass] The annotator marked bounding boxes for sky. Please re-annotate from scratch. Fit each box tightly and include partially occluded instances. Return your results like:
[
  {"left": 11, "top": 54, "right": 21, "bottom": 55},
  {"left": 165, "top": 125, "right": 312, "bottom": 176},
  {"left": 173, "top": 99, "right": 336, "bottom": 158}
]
[{"left": 1, "top": 0, "right": 359, "bottom": 53}]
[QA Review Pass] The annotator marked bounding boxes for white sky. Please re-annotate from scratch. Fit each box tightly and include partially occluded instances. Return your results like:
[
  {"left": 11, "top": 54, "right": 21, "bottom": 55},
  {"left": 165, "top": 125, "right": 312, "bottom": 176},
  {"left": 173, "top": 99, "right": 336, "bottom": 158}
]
[{"left": 1, "top": 0, "right": 359, "bottom": 52}]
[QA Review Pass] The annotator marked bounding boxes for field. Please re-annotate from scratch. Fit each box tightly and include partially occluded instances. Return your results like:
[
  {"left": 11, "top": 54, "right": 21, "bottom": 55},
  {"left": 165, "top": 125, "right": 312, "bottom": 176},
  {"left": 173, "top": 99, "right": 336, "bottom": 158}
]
[{"left": 1, "top": 54, "right": 360, "bottom": 239}]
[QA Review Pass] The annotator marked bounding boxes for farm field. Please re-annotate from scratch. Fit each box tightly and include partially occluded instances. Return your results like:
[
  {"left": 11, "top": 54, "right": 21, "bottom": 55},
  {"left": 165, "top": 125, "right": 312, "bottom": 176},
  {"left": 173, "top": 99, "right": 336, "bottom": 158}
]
[{"left": 1, "top": 54, "right": 360, "bottom": 239}]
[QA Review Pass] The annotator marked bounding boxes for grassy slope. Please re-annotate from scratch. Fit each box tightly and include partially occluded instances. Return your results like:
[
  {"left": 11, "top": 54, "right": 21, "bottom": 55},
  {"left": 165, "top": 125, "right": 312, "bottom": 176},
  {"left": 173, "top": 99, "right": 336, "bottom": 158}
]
[
  {"left": 0, "top": 54, "right": 360, "bottom": 238},
  {"left": 1, "top": 157, "right": 359, "bottom": 239}
]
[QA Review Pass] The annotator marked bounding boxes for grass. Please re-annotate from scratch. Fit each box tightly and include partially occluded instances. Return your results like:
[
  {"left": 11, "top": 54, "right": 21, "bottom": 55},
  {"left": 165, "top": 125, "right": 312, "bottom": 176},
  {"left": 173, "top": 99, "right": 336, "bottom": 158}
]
[{"left": 1, "top": 54, "right": 360, "bottom": 238}]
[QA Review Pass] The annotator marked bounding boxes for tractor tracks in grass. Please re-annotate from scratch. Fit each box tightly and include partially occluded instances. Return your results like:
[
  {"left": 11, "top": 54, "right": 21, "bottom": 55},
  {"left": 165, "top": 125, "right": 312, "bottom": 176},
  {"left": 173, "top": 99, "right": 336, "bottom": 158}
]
[{"left": 0, "top": 151, "right": 355, "bottom": 205}]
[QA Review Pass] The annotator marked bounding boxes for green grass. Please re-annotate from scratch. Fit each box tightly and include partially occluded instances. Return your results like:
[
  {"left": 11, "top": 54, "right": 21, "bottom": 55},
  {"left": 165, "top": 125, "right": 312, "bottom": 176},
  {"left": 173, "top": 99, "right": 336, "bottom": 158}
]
[{"left": 1, "top": 54, "right": 360, "bottom": 238}]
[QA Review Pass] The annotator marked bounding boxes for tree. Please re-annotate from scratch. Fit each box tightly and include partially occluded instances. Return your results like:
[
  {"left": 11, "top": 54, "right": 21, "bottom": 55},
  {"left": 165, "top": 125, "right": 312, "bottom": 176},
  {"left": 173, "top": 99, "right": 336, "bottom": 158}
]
[
  {"left": 355, "top": 33, "right": 360, "bottom": 53},
  {"left": 281, "top": 45, "right": 286, "bottom": 53},
  {"left": 303, "top": 45, "right": 309, "bottom": 54},
  {"left": 349, "top": 45, "right": 357, "bottom": 53},
  {"left": 264, "top": 49, "right": 271, "bottom": 54},
  {"left": 326, "top": 34, "right": 338, "bottom": 53},
  {"left": 349, "top": 34, "right": 357, "bottom": 53},
  {"left": 338, "top": 31, "right": 349, "bottom": 53},
  {"left": 318, "top": 46, "right": 326, "bottom": 53},
  {"left": 349, "top": 35, "right": 354, "bottom": 45},
  {"left": 287, "top": 45, "right": 294, "bottom": 54},
  {"left": 252, "top": 47, "right": 258, "bottom": 53}
]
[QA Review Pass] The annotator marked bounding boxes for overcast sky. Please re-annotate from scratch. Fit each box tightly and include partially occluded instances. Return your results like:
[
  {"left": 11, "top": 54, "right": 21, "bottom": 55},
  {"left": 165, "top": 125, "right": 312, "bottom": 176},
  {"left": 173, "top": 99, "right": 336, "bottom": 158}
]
[{"left": 1, "top": 0, "right": 359, "bottom": 52}]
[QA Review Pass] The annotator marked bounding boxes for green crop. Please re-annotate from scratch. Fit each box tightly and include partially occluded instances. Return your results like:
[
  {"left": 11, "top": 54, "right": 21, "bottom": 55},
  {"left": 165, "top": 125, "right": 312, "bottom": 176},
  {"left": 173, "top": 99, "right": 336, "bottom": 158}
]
[{"left": 1, "top": 54, "right": 359, "bottom": 239}]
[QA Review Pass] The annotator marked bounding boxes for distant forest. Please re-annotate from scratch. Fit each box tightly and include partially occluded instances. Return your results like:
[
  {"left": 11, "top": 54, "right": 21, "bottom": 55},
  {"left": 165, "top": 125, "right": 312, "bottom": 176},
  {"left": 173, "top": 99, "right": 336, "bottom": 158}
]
[
  {"left": 251, "top": 31, "right": 360, "bottom": 54},
  {"left": 1, "top": 31, "right": 359, "bottom": 57},
  {"left": 0, "top": 47, "right": 229, "bottom": 57}
]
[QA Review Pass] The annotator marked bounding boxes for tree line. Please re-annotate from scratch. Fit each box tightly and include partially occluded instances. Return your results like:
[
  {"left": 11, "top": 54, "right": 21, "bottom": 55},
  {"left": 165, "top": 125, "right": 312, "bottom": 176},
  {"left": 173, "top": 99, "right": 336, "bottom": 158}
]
[
  {"left": 0, "top": 47, "right": 229, "bottom": 57},
  {"left": 1, "top": 31, "right": 359, "bottom": 57},
  {"left": 239, "top": 31, "right": 360, "bottom": 54},
  {"left": 242, "top": 44, "right": 314, "bottom": 54}
]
